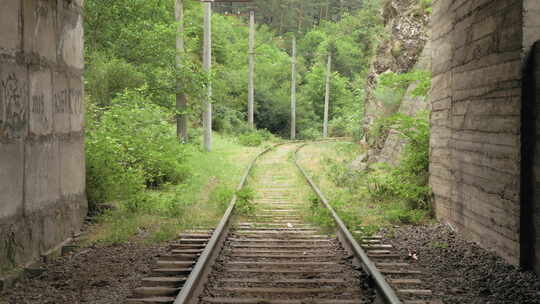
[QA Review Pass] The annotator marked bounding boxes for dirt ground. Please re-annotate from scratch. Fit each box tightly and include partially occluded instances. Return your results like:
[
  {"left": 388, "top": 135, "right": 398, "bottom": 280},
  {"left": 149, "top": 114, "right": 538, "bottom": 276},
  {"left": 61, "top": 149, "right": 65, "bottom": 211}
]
[
  {"left": 4, "top": 222, "right": 540, "bottom": 304},
  {"left": 388, "top": 223, "right": 540, "bottom": 304},
  {"left": 0, "top": 238, "right": 169, "bottom": 304}
]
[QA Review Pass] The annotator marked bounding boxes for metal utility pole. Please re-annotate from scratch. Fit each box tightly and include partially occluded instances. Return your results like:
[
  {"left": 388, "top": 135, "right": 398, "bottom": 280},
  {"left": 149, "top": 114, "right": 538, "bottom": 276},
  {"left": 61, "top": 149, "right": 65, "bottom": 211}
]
[
  {"left": 290, "top": 35, "right": 297, "bottom": 140},
  {"left": 203, "top": 2, "right": 212, "bottom": 152},
  {"left": 323, "top": 54, "right": 331, "bottom": 138},
  {"left": 247, "top": 10, "right": 255, "bottom": 129},
  {"left": 176, "top": 0, "right": 188, "bottom": 142}
]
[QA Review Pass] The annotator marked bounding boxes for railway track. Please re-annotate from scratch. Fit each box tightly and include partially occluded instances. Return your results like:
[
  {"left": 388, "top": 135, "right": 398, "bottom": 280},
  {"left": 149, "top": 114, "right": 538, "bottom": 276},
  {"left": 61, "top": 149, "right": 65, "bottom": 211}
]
[{"left": 127, "top": 143, "right": 437, "bottom": 304}]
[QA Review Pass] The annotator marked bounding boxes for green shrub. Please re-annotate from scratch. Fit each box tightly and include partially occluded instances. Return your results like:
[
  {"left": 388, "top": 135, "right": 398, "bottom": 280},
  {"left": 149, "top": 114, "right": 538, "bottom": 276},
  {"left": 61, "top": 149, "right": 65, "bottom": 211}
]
[
  {"left": 238, "top": 129, "right": 274, "bottom": 147},
  {"left": 299, "top": 127, "right": 322, "bottom": 140},
  {"left": 378, "top": 70, "right": 431, "bottom": 99},
  {"left": 238, "top": 132, "right": 264, "bottom": 147},
  {"left": 209, "top": 185, "right": 234, "bottom": 212},
  {"left": 85, "top": 89, "right": 190, "bottom": 211},
  {"left": 366, "top": 111, "right": 432, "bottom": 210},
  {"left": 213, "top": 106, "right": 251, "bottom": 135},
  {"left": 86, "top": 102, "right": 146, "bottom": 213},
  {"left": 369, "top": 70, "right": 431, "bottom": 150},
  {"left": 328, "top": 116, "right": 350, "bottom": 137},
  {"left": 306, "top": 192, "right": 335, "bottom": 230},
  {"left": 107, "top": 90, "right": 189, "bottom": 187},
  {"left": 386, "top": 208, "right": 427, "bottom": 225},
  {"left": 367, "top": 116, "right": 394, "bottom": 150},
  {"left": 320, "top": 111, "right": 432, "bottom": 228},
  {"left": 419, "top": 0, "right": 432, "bottom": 14},
  {"left": 389, "top": 112, "right": 431, "bottom": 209},
  {"left": 236, "top": 187, "right": 256, "bottom": 215},
  {"left": 86, "top": 53, "right": 146, "bottom": 107}
]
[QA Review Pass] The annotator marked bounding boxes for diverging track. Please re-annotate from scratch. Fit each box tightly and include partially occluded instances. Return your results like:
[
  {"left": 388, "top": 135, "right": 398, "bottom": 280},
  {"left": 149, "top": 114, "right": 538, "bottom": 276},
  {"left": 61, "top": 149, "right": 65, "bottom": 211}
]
[{"left": 127, "top": 143, "right": 435, "bottom": 304}]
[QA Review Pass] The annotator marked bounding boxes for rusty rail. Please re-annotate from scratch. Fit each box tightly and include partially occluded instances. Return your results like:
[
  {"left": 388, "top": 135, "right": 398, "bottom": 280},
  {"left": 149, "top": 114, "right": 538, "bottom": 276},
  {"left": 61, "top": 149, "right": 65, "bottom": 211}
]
[
  {"left": 173, "top": 143, "right": 278, "bottom": 304},
  {"left": 293, "top": 142, "right": 402, "bottom": 304},
  {"left": 174, "top": 140, "right": 401, "bottom": 304}
]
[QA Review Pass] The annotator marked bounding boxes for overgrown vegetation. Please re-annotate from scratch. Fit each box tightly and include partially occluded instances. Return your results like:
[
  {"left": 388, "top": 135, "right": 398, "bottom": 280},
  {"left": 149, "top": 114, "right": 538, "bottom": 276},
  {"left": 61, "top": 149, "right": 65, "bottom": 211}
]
[
  {"left": 235, "top": 187, "right": 257, "bottom": 215},
  {"left": 419, "top": 0, "right": 433, "bottom": 14},
  {"left": 86, "top": 90, "right": 189, "bottom": 214},
  {"left": 368, "top": 69, "right": 431, "bottom": 148},
  {"left": 84, "top": 0, "right": 382, "bottom": 141},
  {"left": 80, "top": 0, "right": 398, "bottom": 244},
  {"left": 238, "top": 129, "right": 275, "bottom": 147},
  {"left": 85, "top": 134, "right": 259, "bottom": 244},
  {"left": 299, "top": 141, "right": 430, "bottom": 236},
  {"left": 298, "top": 66, "right": 433, "bottom": 234},
  {"left": 365, "top": 68, "right": 432, "bottom": 210}
]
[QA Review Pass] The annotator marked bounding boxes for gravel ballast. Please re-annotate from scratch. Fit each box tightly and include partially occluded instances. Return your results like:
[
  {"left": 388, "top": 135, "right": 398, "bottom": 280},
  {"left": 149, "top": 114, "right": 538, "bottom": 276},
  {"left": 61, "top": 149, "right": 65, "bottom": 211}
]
[
  {"left": 388, "top": 223, "right": 540, "bottom": 304},
  {"left": 0, "top": 240, "right": 168, "bottom": 304}
]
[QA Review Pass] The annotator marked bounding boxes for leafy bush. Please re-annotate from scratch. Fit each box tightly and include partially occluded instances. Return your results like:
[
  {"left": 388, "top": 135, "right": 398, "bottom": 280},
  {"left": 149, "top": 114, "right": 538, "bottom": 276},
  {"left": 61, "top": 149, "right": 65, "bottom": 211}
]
[
  {"left": 209, "top": 185, "right": 234, "bottom": 212},
  {"left": 86, "top": 53, "right": 146, "bottom": 107},
  {"left": 236, "top": 187, "right": 256, "bottom": 215},
  {"left": 369, "top": 70, "right": 432, "bottom": 149},
  {"left": 306, "top": 193, "right": 335, "bottom": 230},
  {"left": 299, "top": 127, "right": 322, "bottom": 140},
  {"left": 319, "top": 112, "right": 432, "bottom": 228},
  {"left": 419, "top": 0, "right": 433, "bottom": 14},
  {"left": 86, "top": 101, "right": 146, "bottom": 212},
  {"left": 367, "top": 115, "right": 394, "bottom": 150},
  {"left": 86, "top": 89, "right": 190, "bottom": 211},
  {"left": 388, "top": 112, "right": 431, "bottom": 209},
  {"left": 238, "top": 132, "right": 264, "bottom": 147},
  {"left": 328, "top": 117, "right": 349, "bottom": 137},
  {"left": 238, "top": 129, "right": 274, "bottom": 147},
  {"left": 378, "top": 70, "right": 431, "bottom": 99},
  {"left": 213, "top": 106, "right": 250, "bottom": 135},
  {"left": 366, "top": 111, "right": 431, "bottom": 210}
]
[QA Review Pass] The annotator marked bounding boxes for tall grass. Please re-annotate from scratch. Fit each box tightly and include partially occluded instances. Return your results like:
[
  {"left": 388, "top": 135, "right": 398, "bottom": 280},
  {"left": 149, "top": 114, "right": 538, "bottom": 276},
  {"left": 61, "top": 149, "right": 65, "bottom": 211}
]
[{"left": 84, "top": 133, "right": 261, "bottom": 245}]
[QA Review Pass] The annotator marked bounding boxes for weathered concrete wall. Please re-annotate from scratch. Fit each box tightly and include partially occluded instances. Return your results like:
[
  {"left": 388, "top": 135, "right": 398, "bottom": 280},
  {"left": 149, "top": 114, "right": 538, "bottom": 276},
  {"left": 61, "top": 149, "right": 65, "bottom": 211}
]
[
  {"left": 0, "top": 0, "right": 86, "bottom": 273},
  {"left": 429, "top": 0, "right": 540, "bottom": 267}
]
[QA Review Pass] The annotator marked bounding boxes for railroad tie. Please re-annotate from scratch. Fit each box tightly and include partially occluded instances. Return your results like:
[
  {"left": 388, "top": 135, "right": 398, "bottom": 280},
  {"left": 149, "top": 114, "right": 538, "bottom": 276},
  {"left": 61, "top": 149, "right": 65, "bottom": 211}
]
[{"left": 125, "top": 229, "right": 213, "bottom": 303}]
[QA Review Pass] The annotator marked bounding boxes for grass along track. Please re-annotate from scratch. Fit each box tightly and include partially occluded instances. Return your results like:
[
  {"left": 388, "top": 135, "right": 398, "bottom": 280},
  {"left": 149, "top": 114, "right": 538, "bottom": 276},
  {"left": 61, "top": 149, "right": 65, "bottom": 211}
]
[
  {"left": 199, "top": 144, "right": 374, "bottom": 303},
  {"left": 126, "top": 142, "right": 440, "bottom": 304}
]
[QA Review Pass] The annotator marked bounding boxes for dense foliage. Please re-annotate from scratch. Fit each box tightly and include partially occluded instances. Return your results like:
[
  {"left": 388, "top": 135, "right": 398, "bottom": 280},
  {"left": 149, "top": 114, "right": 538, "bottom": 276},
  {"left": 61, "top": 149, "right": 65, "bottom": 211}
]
[
  {"left": 365, "top": 69, "right": 432, "bottom": 213},
  {"left": 84, "top": 0, "right": 382, "bottom": 139},
  {"left": 83, "top": 0, "right": 384, "bottom": 214},
  {"left": 366, "top": 111, "right": 431, "bottom": 210},
  {"left": 79, "top": 0, "right": 443, "bottom": 229},
  {"left": 85, "top": 90, "right": 189, "bottom": 212}
]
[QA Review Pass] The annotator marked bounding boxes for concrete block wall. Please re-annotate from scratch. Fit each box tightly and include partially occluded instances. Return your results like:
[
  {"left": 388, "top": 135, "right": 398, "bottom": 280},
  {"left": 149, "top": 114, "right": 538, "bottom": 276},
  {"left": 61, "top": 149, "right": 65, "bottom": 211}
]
[
  {"left": 0, "top": 0, "right": 86, "bottom": 273},
  {"left": 429, "top": 0, "right": 540, "bottom": 267}
]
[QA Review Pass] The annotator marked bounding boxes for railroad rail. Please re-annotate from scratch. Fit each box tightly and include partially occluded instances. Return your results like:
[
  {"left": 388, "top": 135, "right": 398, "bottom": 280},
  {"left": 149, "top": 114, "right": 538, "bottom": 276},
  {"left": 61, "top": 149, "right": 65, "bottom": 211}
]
[{"left": 127, "top": 142, "right": 436, "bottom": 304}]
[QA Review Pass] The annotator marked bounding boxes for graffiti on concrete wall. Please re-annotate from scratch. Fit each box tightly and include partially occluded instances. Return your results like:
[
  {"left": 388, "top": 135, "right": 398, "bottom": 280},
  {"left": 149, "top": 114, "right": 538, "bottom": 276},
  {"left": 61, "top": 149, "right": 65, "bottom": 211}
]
[
  {"left": 0, "top": 74, "right": 27, "bottom": 137},
  {"left": 31, "top": 92, "right": 50, "bottom": 131},
  {"left": 54, "top": 88, "right": 82, "bottom": 115}
]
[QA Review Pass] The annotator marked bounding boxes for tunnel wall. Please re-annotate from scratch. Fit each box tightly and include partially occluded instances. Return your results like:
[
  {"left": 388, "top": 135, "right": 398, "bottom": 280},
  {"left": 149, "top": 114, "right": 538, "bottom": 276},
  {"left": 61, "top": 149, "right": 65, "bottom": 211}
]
[
  {"left": 0, "top": 0, "right": 86, "bottom": 273},
  {"left": 523, "top": 0, "right": 540, "bottom": 273},
  {"left": 430, "top": 0, "right": 525, "bottom": 265}
]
